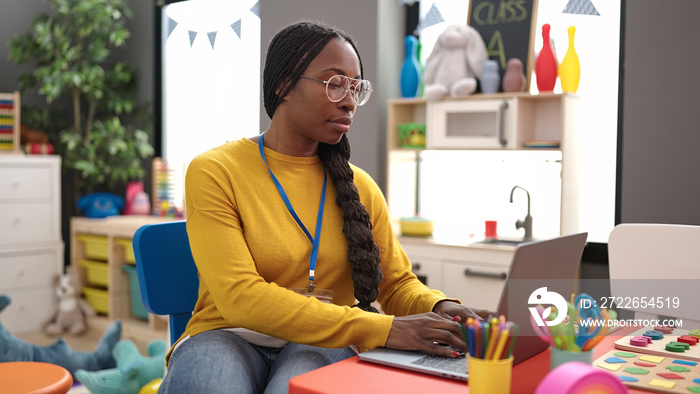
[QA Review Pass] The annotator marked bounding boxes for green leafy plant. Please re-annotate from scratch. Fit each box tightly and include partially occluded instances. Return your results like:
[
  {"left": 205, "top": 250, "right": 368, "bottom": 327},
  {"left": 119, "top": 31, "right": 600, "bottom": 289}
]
[{"left": 9, "top": 0, "right": 154, "bottom": 192}]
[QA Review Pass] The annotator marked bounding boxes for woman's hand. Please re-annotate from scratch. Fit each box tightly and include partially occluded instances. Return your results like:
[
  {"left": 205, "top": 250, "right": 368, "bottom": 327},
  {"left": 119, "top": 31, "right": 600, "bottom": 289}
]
[
  {"left": 385, "top": 312, "right": 466, "bottom": 357},
  {"left": 432, "top": 300, "right": 493, "bottom": 323}
]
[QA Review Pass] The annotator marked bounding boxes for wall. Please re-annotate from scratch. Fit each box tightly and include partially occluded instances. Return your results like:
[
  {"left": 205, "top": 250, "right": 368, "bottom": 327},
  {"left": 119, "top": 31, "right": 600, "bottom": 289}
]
[{"left": 618, "top": 0, "right": 700, "bottom": 225}]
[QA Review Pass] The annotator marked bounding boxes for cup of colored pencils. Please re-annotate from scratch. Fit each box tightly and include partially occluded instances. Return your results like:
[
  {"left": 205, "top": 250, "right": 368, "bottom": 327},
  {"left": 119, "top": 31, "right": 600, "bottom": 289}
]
[{"left": 461, "top": 315, "right": 518, "bottom": 394}]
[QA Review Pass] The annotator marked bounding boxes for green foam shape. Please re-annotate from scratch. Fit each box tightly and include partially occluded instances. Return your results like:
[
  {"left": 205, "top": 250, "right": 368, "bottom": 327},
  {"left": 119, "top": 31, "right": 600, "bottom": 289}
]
[
  {"left": 614, "top": 351, "right": 637, "bottom": 358},
  {"left": 687, "top": 387, "right": 700, "bottom": 393},
  {"left": 665, "top": 365, "right": 690, "bottom": 372},
  {"left": 624, "top": 367, "right": 649, "bottom": 375}
]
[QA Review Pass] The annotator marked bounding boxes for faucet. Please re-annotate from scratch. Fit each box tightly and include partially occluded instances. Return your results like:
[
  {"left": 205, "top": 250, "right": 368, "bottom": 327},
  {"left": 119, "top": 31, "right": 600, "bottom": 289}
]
[{"left": 510, "top": 185, "right": 533, "bottom": 240}]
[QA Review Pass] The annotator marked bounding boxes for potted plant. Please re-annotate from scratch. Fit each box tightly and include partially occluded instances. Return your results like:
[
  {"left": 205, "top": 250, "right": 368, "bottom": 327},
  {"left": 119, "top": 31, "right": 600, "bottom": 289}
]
[{"left": 8, "top": 0, "right": 154, "bottom": 196}]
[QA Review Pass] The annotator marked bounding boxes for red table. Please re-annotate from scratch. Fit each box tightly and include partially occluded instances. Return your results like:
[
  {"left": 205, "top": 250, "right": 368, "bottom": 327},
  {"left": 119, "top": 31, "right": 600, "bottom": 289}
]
[{"left": 289, "top": 326, "right": 648, "bottom": 393}]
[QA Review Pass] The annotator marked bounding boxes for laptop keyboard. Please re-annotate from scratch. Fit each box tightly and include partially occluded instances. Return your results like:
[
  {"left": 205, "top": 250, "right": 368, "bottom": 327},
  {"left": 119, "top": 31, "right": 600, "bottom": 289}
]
[{"left": 411, "top": 354, "right": 468, "bottom": 374}]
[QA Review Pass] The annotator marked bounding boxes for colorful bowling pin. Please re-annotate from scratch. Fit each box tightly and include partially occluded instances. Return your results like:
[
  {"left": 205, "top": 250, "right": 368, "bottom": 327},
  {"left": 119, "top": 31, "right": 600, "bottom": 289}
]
[
  {"left": 535, "top": 24, "right": 558, "bottom": 92},
  {"left": 559, "top": 26, "right": 580, "bottom": 93},
  {"left": 400, "top": 35, "right": 421, "bottom": 98}
]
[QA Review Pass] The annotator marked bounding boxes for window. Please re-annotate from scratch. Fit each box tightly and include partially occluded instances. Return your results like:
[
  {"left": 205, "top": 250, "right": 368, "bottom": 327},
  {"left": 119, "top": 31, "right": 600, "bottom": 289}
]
[{"left": 161, "top": 0, "right": 261, "bottom": 209}]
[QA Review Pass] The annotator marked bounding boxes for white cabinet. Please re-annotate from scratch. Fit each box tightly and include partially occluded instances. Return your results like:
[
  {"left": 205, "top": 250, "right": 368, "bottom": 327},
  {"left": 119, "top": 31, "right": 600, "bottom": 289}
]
[
  {"left": 0, "top": 155, "right": 63, "bottom": 333},
  {"left": 401, "top": 240, "right": 513, "bottom": 311},
  {"left": 386, "top": 92, "right": 581, "bottom": 237},
  {"left": 442, "top": 260, "right": 507, "bottom": 311},
  {"left": 386, "top": 93, "right": 580, "bottom": 304}
]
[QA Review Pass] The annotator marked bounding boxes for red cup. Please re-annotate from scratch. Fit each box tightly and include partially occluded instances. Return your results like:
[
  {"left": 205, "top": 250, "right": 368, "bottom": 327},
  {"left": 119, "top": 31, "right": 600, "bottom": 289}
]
[{"left": 485, "top": 220, "right": 498, "bottom": 238}]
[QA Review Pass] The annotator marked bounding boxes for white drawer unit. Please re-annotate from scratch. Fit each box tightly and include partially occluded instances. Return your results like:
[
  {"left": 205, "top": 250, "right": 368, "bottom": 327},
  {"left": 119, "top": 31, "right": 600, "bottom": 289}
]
[
  {"left": 401, "top": 239, "right": 513, "bottom": 311},
  {"left": 442, "top": 260, "right": 507, "bottom": 311},
  {"left": 0, "top": 155, "right": 63, "bottom": 333}
]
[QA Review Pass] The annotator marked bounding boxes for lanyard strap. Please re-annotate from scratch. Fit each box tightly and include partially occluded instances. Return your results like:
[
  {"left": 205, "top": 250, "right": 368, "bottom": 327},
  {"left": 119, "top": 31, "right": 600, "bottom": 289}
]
[{"left": 258, "top": 132, "right": 326, "bottom": 289}]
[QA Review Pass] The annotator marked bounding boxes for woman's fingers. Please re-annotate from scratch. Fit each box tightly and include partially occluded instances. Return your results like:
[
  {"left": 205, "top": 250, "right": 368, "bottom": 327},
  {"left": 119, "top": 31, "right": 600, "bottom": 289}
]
[{"left": 386, "top": 313, "right": 467, "bottom": 357}]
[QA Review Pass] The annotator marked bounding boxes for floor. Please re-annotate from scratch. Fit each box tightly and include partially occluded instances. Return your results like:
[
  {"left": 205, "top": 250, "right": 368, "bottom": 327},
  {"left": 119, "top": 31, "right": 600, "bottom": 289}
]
[{"left": 16, "top": 315, "right": 169, "bottom": 393}]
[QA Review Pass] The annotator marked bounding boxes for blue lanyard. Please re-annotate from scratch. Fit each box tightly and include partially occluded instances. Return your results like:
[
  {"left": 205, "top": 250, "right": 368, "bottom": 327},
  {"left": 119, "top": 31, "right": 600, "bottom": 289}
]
[{"left": 258, "top": 132, "right": 327, "bottom": 290}]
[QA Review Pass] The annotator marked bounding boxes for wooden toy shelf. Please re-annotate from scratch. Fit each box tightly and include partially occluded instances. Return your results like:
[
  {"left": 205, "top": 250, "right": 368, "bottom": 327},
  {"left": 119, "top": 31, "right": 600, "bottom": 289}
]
[{"left": 70, "top": 215, "right": 176, "bottom": 333}]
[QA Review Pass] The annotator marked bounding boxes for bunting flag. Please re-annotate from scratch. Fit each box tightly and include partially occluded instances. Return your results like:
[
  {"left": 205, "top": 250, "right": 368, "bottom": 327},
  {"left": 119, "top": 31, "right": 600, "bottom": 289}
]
[
  {"left": 207, "top": 32, "right": 217, "bottom": 49},
  {"left": 562, "top": 0, "right": 600, "bottom": 15},
  {"left": 231, "top": 19, "right": 242, "bottom": 39},
  {"left": 250, "top": 1, "right": 260, "bottom": 18},
  {"left": 167, "top": 17, "right": 178, "bottom": 38},
  {"left": 168, "top": 2, "right": 260, "bottom": 49},
  {"left": 414, "top": 3, "right": 444, "bottom": 36}
]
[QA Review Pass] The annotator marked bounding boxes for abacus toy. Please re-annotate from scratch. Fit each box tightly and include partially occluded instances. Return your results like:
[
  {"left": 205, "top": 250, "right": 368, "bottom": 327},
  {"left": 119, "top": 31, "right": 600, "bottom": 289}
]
[{"left": 0, "top": 91, "right": 20, "bottom": 153}]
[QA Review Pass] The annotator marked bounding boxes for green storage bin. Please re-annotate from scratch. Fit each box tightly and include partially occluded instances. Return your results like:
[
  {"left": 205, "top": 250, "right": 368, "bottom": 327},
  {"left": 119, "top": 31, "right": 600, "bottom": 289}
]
[{"left": 121, "top": 264, "right": 148, "bottom": 320}]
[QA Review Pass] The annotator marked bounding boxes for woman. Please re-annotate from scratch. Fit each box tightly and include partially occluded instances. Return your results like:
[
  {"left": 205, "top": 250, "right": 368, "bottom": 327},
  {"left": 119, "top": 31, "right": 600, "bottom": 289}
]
[{"left": 159, "top": 21, "right": 490, "bottom": 393}]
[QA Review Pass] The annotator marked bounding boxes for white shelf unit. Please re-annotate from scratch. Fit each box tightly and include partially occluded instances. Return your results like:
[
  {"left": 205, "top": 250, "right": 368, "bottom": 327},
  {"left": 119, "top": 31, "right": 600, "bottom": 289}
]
[
  {"left": 386, "top": 93, "right": 581, "bottom": 307},
  {"left": 0, "top": 155, "right": 64, "bottom": 333}
]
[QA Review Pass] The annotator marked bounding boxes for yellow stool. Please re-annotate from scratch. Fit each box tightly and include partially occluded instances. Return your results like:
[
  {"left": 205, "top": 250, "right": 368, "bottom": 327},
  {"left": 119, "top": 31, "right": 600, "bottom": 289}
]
[{"left": 0, "top": 361, "right": 73, "bottom": 394}]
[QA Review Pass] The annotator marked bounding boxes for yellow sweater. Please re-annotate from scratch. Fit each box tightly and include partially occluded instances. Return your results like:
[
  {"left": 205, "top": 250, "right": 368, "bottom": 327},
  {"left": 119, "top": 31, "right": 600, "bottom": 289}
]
[{"left": 182, "top": 138, "right": 449, "bottom": 350}]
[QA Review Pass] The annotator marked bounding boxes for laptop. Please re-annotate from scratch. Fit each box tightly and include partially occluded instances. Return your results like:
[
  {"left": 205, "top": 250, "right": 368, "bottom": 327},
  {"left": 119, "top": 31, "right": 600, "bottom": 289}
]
[{"left": 358, "top": 232, "right": 588, "bottom": 381}]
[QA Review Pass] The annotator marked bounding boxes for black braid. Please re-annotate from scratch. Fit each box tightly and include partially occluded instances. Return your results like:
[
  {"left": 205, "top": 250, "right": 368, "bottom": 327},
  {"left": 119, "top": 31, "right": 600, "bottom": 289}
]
[{"left": 263, "top": 21, "right": 381, "bottom": 313}]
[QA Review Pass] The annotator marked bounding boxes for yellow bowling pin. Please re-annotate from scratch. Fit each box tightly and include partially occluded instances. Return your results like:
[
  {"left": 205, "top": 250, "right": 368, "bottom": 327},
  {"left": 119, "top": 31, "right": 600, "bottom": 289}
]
[{"left": 559, "top": 26, "right": 580, "bottom": 93}]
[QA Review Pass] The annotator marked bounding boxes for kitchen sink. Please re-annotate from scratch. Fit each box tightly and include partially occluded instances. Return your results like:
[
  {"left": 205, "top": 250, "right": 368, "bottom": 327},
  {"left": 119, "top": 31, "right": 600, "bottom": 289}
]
[{"left": 475, "top": 238, "right": 527, "bottom": 246}]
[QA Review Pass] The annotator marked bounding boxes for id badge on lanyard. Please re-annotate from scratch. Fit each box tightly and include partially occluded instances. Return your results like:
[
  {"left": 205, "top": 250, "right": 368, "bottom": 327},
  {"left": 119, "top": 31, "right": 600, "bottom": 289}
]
[{"left": 259, "top": 132, "right": 334, "bottom": 303}]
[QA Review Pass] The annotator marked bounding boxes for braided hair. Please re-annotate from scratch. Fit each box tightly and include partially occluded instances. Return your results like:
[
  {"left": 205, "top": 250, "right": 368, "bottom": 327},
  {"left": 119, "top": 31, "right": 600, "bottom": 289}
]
[{"left": 263, "top": 21, "right": 382, "bottom": 313}]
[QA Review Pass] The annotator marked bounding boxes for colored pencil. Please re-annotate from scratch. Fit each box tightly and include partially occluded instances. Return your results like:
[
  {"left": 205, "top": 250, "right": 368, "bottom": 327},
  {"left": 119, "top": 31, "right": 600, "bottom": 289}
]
[
  {"left": 484, "top": 318, "right": 500, "bottom": 359},
  {"left": 467, "top": 325, "right": 475, "bottom": 357},
  {"left": 492, "top": 328, "right": 510, "bottom": 360},
  {"left": 506, "top": 323, "right": 519, "bottom": 358}
]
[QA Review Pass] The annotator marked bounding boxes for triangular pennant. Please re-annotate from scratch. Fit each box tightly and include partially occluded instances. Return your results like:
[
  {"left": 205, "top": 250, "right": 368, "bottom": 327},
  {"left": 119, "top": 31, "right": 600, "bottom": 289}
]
[
  {"left": 188, "top": 30, "right": 197, "bottom": 47},
  {"left": 207, "top": 32, "right": 217, "bottom": 49},
  {"left": 167, "top": 17, "right": 178, "bottom": 38},
  {"left": 562, "top": 0, "right": 600, "bottom": 15},
  {"left": 414, "top": 3, "right": 444, "bottom": 35},
  {"left": 250, "top": 1, "right": 260, "bottom": 18},
  {"left": 231, "top": 19, "right": 242, "bottom": 39}
]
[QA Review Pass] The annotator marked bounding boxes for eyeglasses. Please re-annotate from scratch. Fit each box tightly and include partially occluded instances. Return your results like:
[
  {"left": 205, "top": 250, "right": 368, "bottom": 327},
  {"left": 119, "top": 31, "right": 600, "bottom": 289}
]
[{"left": 299, "top": 75, "right": 373, "bottom": 106}]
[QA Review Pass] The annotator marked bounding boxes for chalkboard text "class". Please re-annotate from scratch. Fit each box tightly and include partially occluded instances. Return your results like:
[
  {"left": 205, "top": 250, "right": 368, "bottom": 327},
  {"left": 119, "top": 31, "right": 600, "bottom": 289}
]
[{"left": 472, "top": 0, "right": 529, "bottom": 25}]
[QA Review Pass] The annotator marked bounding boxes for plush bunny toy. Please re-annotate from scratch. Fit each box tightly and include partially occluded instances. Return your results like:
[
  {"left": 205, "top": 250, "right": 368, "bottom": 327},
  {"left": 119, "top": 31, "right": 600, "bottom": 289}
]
[
  {"left": 44, "top": 265, "right": 96, "bottom": 336},
  {"left": 423, "top": 24, "right": 489, "bottom": 101}
]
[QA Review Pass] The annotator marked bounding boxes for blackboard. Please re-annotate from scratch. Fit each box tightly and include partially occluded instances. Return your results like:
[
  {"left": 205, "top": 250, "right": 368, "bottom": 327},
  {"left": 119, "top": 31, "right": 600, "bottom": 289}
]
[{"left": 467, "top": 0, "right": 539, "bottom": 91}]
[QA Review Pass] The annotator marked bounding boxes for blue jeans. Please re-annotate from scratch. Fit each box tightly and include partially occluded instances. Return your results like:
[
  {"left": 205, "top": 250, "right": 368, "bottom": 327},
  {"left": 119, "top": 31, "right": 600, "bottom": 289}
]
[{"left": 158, "top": 329, "right": 357, "bottom": 394}]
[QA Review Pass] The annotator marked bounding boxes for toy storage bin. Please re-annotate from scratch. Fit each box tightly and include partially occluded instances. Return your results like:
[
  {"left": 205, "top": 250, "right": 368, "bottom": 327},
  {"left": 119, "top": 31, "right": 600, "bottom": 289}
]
[
  {"left": 116, "top": 238, "right": 136, "bottom": 264},
  {"left": 83, "top": 286, "right": 108, "bottom": 314},
  {"left": 76, "top": 234, "right": 109, "bottom": 261},
  {"left": 121, "top": 264, "right": 148, "bottom": 320},
  {"left": 79, "top": 259, "right": 109, "bottom": 287}
]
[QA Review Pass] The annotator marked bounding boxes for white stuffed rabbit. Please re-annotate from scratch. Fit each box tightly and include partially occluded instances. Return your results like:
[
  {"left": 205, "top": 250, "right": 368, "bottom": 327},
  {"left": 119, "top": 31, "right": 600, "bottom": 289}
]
[{"left": 424, "top": 24, "right": 488, "bottom": 101}]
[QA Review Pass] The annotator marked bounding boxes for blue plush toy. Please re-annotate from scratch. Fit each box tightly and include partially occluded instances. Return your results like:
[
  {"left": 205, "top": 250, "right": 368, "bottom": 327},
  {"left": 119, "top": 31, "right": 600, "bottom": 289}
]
[
  {"left": 75, "top": 339, "right": 168, "bottom": 394},
  {"left": 0, "top": 294, "right": 121, "bottom": 377}
]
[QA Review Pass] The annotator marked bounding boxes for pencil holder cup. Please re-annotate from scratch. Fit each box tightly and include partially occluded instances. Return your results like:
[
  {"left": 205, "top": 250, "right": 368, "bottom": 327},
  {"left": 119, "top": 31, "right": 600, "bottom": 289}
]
[
  {"left": 467, "top": 356, "right": 513, "bottom": 394},
  {"left": 550, "top": 347, "right": 593, "bottom": 370}
]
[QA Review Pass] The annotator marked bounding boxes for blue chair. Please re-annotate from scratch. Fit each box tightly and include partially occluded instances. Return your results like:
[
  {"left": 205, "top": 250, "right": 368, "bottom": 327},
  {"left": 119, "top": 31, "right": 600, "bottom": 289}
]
[{"left": 132, "top": 220, "right": 199, "bottom": 346}]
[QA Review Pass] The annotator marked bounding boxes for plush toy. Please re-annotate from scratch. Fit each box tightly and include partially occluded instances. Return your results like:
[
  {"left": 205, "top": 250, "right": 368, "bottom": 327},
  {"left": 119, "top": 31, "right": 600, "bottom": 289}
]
[
  {"left": 0, "top": 295, "right": 121, "bottom": 376},
  {"left": 423, "top": 24, "right": 489, "bottom": 101},
  {"left": 45, "top": 265, "right": 96, "bottom": 336},
  {"left": 75, "top": 339, "right": 168, "bottom": 394}
]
